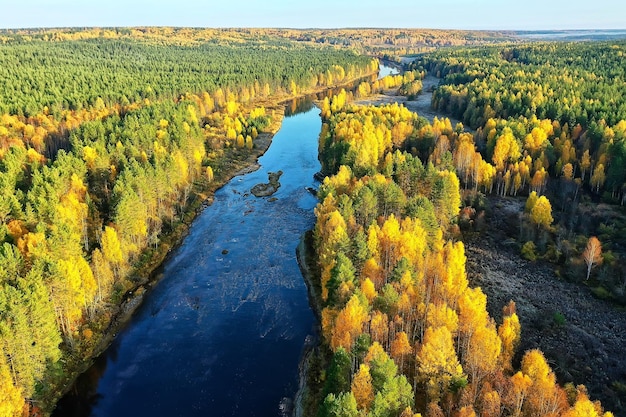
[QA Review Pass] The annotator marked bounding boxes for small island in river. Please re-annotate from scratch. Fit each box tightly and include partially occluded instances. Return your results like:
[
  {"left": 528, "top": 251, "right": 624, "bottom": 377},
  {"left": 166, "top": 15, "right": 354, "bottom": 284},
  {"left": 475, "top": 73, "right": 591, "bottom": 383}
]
[{"left": 251, "top": 170, "right": 283, "bottom": 197}]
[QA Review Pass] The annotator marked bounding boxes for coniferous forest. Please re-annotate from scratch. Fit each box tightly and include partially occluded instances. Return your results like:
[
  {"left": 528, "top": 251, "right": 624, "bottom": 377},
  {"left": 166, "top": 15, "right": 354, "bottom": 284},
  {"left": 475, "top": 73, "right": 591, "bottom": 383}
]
[{"left": 0, "top": 26, "right": 625, "bottom": 417}]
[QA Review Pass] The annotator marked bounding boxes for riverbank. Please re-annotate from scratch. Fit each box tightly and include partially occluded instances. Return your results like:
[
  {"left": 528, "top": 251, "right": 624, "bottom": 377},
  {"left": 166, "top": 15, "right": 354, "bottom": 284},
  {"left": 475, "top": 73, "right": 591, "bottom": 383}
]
[
  {"left": 42, "top": 104, "right": 287, "bottom": 415},
  {"left": 295, "top": 231, "right": 326, "bottom": 417},
  {"left": 44, "top": 70, "right": 380, "bottom": 416}
]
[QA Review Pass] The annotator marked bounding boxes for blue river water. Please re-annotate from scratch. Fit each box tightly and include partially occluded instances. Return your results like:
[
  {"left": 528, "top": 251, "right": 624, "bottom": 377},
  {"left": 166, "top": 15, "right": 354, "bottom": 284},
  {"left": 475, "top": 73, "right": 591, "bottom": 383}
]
[
  {"left": 54, "top": 103, "right": 322, "bottom": 417},
  {"left": 378, "top": 63, "right": 400, "bottom": 79}
]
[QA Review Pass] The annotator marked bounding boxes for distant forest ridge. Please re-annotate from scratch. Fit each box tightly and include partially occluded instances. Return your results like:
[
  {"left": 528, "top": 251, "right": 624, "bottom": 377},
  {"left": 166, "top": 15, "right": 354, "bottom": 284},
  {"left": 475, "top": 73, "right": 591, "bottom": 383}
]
[
  {"left": 0, "top": 27, "right": 518, "bottom": 55},
  {"left": 2, "top": 27, "right": 625, "bottom": 55}
]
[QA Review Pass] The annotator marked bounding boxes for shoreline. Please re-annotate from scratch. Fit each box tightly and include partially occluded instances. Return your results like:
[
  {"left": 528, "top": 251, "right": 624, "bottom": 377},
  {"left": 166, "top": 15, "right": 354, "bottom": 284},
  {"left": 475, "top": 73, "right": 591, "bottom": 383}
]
[
  {"left": 44, "top": 105, "right": 287, "bottom": 415},
  {"left": 294, "top": 231, "right": 325, "bottom": 417},
  {"left": 45, "top": 70, "right": 380, "bottom": 415}
]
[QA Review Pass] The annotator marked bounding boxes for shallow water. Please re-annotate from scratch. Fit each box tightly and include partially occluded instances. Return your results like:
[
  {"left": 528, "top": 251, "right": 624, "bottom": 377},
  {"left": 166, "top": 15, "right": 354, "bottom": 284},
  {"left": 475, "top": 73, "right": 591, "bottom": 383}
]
[
  {"left": 378, "top": 63, "right": 400, "bottom": 79},
  {"left": 53, "top": 104, "right": 323, "bottom": 417}
]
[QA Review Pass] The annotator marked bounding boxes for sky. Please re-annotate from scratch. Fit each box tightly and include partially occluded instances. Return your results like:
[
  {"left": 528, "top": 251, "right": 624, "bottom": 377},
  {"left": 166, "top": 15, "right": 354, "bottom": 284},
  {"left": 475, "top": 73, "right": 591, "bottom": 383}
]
[{"left": 1, "top": 0, "right": 625, "bottom": 31}]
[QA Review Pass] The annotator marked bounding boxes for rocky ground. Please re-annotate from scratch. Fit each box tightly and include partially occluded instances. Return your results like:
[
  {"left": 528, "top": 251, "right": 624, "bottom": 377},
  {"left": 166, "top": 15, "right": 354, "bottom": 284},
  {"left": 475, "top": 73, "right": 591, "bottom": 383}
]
[{"left": 464, "top": 196, "right": 626, "bottom": 415}]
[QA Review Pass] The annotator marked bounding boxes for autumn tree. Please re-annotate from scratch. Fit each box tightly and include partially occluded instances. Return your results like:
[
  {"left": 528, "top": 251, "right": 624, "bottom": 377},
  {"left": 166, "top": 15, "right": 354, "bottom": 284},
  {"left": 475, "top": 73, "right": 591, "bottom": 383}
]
[
  {"left": 330, "top": 295, "right": 368, "bottom": 351},
  {"left": 590, "top": 163, "right": 606, "bottom": 193},
  {"left": 529, "top": 195, "right": 553, "bottom": 229},
  {"left": 498, "top": 301, "right": 521, "bottom": 372},
  {"left": 390, "top": 331, "right": 413, "bottom": 373},
  {"left": 0, "top": 357, "right": 24, "bottom": 417},
  {"left": 352, "top": 364, "right": 375, "bottom": 410},
  {"left": 464, "top": 321, "right": 501, "bottom": 391},
  {"left": 491, "top": 128, "right": 520, "bottom": 172},
  {"left": 416, "top": 326, "right": 466, "bottom": 402},
  {"left": 101, "top": 226, "right": 124, "bottom": 274},
  {"left": 504, "top": 371, "right": 532, "bottom": 416},
  {"left": 563, "top": 387, "right": 615, "bottom": 417},
  {"left": 582, "top": 236, "right": 602, "bottom": 281},
  {"left": 520, "top": 349, "right": 568, "bottom": 416}
]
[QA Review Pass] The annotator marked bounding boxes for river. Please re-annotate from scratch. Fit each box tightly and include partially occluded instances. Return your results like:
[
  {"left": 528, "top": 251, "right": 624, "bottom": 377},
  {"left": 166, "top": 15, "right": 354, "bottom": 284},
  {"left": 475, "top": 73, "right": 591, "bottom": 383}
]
[
  {"left": 53, "top": 66, "right": 397, "bottom": 417},
  {"left": 54, "top": 101, "right": 322, "bottom": 417}
]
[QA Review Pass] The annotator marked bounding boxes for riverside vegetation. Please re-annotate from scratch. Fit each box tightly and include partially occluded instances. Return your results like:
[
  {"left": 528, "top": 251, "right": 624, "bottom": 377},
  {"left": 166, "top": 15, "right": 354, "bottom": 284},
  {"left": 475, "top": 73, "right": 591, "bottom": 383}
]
[
  {"left": 0, "top": 28, "right": 376, "bottom": 416},
  {"left": 305, "top": 86, "right": 618, "bottom": 417},
  {"left": 301, "top": 40, "right": 626, "bottom": 417},
  {"left": 1, "top": 26, "right": 625, "bottom": 417}
]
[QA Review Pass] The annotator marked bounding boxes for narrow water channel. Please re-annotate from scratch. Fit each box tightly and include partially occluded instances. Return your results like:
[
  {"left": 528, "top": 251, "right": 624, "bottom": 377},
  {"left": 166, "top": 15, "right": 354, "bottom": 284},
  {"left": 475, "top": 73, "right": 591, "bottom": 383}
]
[
  {"left": 378, "top": 62, "right": 400, "bottom": 79},
  {"left": 54, "top": 102, "right": 322, "bottom": 417}
]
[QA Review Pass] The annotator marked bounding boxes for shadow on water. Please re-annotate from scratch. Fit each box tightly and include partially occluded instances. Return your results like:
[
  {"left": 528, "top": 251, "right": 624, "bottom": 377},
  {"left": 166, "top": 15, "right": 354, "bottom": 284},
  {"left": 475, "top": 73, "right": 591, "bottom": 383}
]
[
  {"left": 53, "top": 341, "right": 119, "bottom": 417},
  {"left": 284, "top": 97, "right": 315, "bottom": 117}
]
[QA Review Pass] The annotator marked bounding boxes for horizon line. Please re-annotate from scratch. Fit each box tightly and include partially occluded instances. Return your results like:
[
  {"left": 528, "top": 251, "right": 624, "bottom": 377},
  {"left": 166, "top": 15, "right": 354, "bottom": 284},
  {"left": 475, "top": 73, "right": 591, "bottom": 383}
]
[{"left": 2, "top": 26, "right": 626, "bottom": 32}]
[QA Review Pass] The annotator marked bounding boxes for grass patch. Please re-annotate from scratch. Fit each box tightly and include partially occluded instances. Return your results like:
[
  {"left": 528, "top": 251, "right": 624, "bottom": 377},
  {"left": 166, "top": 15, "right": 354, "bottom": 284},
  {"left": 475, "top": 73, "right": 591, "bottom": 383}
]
[
  {"left": 553, "top": 311, "right": 566, "bottom": 326},
  {"left": 591, "top": 286, "right": 613, "bottom": 301}
]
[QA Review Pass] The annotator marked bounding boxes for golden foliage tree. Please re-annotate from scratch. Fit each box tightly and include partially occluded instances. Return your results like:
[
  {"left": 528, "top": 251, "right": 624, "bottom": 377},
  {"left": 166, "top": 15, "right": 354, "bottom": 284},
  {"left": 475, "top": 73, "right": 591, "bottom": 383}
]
[
  {"left": 563, "top": 388, "right": 614, "bottom": 417},
  {"left": 352, "top": 363, "right": 375, "bottom": 411},
  {"left": 0, "top": 358, "right": 24, "bottom": 417},
  {"left": 330, "top": 294, "right": 368, "bottom": 351},
  {"left": 498, "top": 301, "right": 521, "bottom": 372},
  {"left": 390, "top": 331, "right": 413, "bottom": 372},
  {"left": 520, "top": 349, "right": 568, "bottom": 416},
  {"left": 582, "top": 236, "right": 602, "bottom": 281},
  {"left": 416, "top": 326, "right": 465, "bottom": 401},
  {"left": 529, "top": 195, "right": 553, "bottom": 229}
]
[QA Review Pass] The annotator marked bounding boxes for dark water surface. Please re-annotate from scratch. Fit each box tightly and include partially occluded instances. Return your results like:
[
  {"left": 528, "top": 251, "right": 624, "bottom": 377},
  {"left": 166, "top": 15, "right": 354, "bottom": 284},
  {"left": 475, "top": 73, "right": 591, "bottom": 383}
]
[{"left": 54, "top": 104, "right": 322, "bottom": 417}]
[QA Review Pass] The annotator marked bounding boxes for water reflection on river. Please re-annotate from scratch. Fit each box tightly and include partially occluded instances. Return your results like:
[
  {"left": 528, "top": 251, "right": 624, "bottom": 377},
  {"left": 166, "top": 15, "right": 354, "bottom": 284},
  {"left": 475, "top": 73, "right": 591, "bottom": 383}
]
[
  {"left": 378, "top": 63, "right": 400, "bottom": 79},
  {"left": 54, "top": 103, "right": 323, "bottom": 417}
]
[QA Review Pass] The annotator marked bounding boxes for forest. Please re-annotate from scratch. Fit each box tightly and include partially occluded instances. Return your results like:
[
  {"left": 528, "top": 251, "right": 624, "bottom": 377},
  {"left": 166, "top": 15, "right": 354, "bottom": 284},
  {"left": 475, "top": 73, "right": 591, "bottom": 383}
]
[
  {"left": 0, "top": 26, "right": 518, "bottom": 58},
  {"left": 404, "top": 42, "right": 626, "bottom": 302},
  {"left": 0, "top": 25, "right": 625, "bottom": 417},
  {"left": 306, "top": 86, "right": 616, "bottom": 416},
  {"left": 0, "top": 29, "right": 376, "bottom": 415}
]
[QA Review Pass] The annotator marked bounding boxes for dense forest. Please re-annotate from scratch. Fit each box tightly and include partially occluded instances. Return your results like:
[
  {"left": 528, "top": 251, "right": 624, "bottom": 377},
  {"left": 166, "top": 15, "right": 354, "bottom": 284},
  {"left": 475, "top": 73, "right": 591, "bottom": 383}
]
[
  {"left": 1, "top": 25, "right": 625, "bottom": 417},
  {"left": 0, "top": 29, "right": 376, "bottom": 415},
  {"left": 307, "top": 89, "right": 615, "bottom": 416},
  {"left": 419, "top": 42, "right": 626, "bottom": 128},
  {"left": 0, "top": 26, "right": 519, "bottom": 58}
]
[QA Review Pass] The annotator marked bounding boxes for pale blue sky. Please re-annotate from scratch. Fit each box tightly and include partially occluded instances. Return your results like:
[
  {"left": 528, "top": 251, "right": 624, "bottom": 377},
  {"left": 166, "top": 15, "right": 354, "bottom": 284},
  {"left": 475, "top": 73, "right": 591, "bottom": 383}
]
[{"left": 1, "top": 0, "right": 625, "bottom": 30}]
